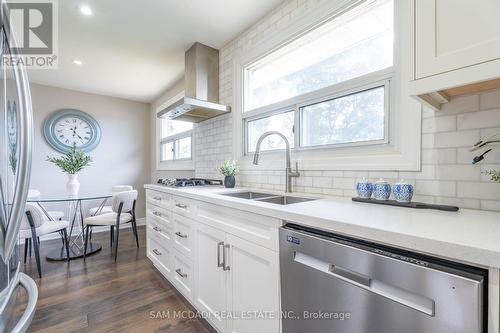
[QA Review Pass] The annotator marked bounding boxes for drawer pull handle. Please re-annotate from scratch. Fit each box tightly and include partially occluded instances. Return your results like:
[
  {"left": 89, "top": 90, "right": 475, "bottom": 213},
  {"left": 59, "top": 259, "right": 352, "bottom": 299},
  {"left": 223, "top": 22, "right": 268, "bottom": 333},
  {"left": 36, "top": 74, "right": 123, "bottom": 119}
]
[
  {"left": 175, "top": 203, "right": 188, "bottom": 209},
  {"left": 152, "top": 249, "right": 162, "bottom": 256},
  {"left": 223, "top": 244, "right": 230, "bottom": 271},
  {"left": 217, "top": 242, "right": 224, "bottom": 268},
  {"left": 175, "top": 269, "right": 187, "bottom": 278},
  {"left": 152, "top": 211, "right": 162, "bottom": 217},
  {"left": 153, "top": 196, "right": 162, "bottom": 201},
  {"left": 175, "top": 231, "right": 188, "bottom": 239},
  {"left": 153, "top": 226, "right": 161, "bottom": 232}
]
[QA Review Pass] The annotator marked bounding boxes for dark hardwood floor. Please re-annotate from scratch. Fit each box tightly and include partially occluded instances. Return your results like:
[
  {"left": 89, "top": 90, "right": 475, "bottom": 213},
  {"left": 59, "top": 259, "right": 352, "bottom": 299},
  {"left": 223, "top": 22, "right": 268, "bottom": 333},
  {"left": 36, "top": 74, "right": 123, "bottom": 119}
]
[{"left": 18, "top": 226, "right": 215, "bottom": 333}]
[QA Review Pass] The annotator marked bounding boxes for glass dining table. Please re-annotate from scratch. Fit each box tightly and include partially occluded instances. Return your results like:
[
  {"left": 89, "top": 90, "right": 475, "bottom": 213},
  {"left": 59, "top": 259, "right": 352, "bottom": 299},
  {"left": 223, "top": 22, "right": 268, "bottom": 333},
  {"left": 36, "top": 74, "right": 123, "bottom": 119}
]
[{"left": 27, "top": 193, "right": 112, "bottom": 261}]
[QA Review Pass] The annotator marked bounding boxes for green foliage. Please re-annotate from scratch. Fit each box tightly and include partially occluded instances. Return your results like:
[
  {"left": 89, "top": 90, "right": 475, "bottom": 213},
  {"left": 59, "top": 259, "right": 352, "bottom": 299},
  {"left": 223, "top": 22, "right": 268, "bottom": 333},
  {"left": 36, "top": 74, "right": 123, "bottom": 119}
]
[
  {"left": 483, "top": 170, "right": 500, "bottom": 183},
  {"left": 219, "top": 160, "right": 239, "bottom": 177},
  {"left": 47, "top": 145, "right": 92, "bottom": 174}
]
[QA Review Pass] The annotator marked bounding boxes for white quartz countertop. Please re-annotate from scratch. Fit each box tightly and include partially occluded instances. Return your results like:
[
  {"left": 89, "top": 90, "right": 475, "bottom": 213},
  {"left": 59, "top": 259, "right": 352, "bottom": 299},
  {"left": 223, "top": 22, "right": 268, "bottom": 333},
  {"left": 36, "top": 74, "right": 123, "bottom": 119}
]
[{"left": 145, "top": 184, "right": 500, "bottom": 268}]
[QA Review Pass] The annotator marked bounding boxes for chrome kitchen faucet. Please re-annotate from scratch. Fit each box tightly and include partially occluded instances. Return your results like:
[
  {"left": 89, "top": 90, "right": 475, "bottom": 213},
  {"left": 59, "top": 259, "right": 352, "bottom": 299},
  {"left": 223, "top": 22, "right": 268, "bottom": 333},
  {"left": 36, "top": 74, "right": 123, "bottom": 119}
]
[{"left": 252, "top": 131, "right": 300, "bottom": 193}]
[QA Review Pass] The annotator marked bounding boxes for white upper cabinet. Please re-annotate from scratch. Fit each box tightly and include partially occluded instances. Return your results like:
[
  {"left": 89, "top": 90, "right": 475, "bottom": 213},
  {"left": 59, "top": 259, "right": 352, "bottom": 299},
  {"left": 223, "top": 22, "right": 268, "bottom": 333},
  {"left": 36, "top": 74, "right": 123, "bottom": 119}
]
[
  {"left": 415, "top": 0, "right": 500, "bottom": 79},
  {"left": 410, "top": 0, "right": 500, "bottom": 109}
]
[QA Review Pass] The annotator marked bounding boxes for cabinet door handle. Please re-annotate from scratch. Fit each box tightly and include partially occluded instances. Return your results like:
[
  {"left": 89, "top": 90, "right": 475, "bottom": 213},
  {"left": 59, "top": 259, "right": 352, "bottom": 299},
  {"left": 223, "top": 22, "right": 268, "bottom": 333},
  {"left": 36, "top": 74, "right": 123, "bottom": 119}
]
[
  {"left": 175, "top": 203, "right": 187, "bottom": 209},
  {"left": 223, "top": 244, "right": 230, "bottom": 271},
  {"left": 153, "top": 226, "right": 161, "bottom": 232},
  {"left": 152, "top": 249, "right": 162, "bottom": 256},
  {"left": 217, "top": 242, "right": 224, "bottom": 268},
  {"left": 175, "top": 231, "right": 188, "bottom": 239},
  {"left": 175, "top": 268, "right": 187, "bottom": 278},
  {"left": 152, "top": 211, "right": 162, "bottom": 217},
  {"left": 153, "top": 196, "right": 162, "bottom": 201}
]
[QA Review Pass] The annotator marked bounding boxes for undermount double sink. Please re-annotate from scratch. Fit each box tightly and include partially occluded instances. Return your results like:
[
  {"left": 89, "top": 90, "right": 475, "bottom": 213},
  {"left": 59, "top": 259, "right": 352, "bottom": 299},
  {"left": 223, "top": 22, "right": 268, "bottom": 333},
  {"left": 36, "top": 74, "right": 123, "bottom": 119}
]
[{"left": 220, "top": 191, "right": 316, "bottom": 205}]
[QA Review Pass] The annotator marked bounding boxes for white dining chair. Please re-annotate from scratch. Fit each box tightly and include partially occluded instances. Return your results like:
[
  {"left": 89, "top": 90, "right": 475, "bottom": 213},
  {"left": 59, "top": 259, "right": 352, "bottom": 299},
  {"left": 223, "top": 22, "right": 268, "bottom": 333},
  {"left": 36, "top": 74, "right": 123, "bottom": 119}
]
[
  {"left": 28, "top": 188, "right": 65, "bottom": 221},
  {"left": 83, "top": 190, "right": 138, "bottom": 262},
  {"left": 20, "top": 203, "right": 70, "bottom": 278},
  {"left": 88, "top": 185, "right": 133, "bottom": 216}
]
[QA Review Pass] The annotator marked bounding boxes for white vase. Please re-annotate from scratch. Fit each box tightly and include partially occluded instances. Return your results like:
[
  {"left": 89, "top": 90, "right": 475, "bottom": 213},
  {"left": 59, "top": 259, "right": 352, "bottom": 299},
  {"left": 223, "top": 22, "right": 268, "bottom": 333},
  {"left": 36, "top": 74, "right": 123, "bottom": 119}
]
[{"left": 66, "top": 173, "right": 80, "bottom": 196}]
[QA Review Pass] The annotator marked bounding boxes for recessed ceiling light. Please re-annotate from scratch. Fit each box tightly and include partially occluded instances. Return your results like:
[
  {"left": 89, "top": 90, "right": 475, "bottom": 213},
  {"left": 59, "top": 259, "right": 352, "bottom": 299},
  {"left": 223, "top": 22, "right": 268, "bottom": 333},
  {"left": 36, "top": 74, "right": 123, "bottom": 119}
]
[
  {"left": 73, "top": 59, "right": 83, "bottom": 65},
  {"left": 79, "top": 5, "right": 93, "bottom": 16}
]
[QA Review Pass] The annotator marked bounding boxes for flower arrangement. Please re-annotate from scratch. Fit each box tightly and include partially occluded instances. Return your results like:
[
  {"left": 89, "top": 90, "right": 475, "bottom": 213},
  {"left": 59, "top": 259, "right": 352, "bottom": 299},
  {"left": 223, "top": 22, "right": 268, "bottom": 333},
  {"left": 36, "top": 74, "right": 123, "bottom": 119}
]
[
  {"left": 219, "top": 160, "right": 239, "bottom": 177},
  {"left": 47, "top": 145, "right": 92, "bottom": 174},
  {"left": 483, "top": 170, "right": 500, "bottom": 183}
]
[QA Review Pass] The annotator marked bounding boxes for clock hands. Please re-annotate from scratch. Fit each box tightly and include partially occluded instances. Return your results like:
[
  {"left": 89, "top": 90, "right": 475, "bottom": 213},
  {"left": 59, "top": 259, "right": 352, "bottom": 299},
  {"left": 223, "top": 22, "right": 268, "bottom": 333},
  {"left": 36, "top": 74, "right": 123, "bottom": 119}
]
[{"left": 70, "top": 127, "right": 85, "bottom": 143}]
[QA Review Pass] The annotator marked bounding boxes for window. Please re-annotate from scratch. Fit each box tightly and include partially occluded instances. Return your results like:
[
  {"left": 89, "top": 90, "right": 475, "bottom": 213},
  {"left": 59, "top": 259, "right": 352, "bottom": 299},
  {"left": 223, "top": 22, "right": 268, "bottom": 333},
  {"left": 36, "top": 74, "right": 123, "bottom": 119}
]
[
  {"left": 159, "top": 119, "right": 193, "bottom": 162},
  {"left": 243, "top": 0, "right": 393, "bottom": 153},
  {"left": 246, "top": 111, "right": 294, "bottom": 152},
  {"left": 301, "top": 86, "right": 386, "bottom": 147}
]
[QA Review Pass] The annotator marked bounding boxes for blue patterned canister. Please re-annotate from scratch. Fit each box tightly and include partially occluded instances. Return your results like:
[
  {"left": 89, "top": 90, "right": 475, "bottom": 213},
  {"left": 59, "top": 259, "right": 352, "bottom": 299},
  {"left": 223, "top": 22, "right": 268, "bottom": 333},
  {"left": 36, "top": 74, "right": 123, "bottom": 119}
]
[
  {"left": 373, "top": 179, "right": 391, "bottom": 201},
  {"left": 393, "top": 179, "right": 414, "bottom": 203},
  {"left": 356, "top": 178, "right": 373, "bottom": 199}
]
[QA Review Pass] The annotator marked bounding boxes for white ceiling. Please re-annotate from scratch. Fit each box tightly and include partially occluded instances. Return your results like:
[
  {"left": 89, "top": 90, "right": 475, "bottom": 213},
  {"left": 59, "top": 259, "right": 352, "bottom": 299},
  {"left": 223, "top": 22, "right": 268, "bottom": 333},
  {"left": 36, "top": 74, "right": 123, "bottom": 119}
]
[{"left": 26, "top": 0, "right": 283, "bottom": 103}]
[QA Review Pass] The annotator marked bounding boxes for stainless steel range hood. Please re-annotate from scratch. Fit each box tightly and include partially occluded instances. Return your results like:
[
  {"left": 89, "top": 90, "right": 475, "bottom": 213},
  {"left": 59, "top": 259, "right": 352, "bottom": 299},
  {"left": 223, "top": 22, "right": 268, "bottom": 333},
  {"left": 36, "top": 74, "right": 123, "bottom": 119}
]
[{"left": 157, "top": 42, "right": 231, "bottom": 123}]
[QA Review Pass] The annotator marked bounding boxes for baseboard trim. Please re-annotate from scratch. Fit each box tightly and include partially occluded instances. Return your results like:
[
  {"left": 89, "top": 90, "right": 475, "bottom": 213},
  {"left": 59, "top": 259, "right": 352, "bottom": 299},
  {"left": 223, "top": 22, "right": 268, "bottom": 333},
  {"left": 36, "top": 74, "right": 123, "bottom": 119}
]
[{"left": 19, "top": 217, "right": 146, "bottom": 244}]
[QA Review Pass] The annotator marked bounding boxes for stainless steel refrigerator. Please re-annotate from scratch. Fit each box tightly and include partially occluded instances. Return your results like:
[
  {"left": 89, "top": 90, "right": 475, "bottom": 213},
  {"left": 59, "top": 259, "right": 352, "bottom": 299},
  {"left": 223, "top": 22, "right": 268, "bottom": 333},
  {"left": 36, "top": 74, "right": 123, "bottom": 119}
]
[{"left": 0, "top": 0, "right": 37, "bottom": 332}]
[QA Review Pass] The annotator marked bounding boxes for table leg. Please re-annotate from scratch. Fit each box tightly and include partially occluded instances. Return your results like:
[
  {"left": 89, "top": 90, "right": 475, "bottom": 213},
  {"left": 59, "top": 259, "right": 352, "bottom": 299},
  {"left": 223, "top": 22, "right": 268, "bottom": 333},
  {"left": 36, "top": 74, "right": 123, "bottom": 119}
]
[{"left": 46, "top": 199, "right": 102, "bottom": 261}]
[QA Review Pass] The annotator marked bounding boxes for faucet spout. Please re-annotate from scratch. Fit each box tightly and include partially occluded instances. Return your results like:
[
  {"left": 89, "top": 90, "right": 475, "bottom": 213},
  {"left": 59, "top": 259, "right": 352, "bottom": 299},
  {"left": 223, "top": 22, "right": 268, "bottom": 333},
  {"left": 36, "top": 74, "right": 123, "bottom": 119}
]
[{"left": 252, "top": 131, "right": 300, "bottom": 192}]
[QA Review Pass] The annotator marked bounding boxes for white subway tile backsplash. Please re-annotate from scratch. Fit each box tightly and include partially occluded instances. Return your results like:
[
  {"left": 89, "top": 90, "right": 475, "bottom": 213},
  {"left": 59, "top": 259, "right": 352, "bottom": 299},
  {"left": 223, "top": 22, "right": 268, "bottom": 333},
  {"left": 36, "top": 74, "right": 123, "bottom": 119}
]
[
  {"left": 435, "top": 165, "right": 480, "bottom": 181},
  {"left": 434, "top": 130, "right": 479, "bottom": 148},
  {"left": 421, "top": 149, "right": 456, "bottom": 165},
  {"left": 440, "top": 94, "right": 479, "bottom": 114},
  {"left": 457, "top": 109, "right": 500, "bottom": 130},
  {"left": 189, "top": 0, "right": 500, "bottom": 212},
  {"left": 457, "top": 182, "right": 500, "bottom": 200},
  {"left": 415, "top": 180, "right": 456, "bottom": 197},
  {"left": 422, "top": 115, "right": 456, "bottom": 133},
  {"left": 480, "top": 90, "right": 500, "bottom": 110}
]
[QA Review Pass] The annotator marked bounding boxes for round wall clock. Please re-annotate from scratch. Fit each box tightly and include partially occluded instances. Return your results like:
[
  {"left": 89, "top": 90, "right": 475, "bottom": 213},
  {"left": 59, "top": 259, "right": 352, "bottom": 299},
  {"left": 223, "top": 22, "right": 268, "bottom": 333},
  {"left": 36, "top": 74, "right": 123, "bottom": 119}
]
[{"left": 43, "top": 109, "right": 101, "bottom": 153}]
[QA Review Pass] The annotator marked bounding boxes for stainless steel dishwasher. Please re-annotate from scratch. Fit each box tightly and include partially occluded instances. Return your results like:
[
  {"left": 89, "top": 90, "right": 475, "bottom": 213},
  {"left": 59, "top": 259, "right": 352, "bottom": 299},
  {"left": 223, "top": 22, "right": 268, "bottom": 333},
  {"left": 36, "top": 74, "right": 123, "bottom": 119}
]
[{"left": 280, "top": 224, "right": 487, "bottom": 333}]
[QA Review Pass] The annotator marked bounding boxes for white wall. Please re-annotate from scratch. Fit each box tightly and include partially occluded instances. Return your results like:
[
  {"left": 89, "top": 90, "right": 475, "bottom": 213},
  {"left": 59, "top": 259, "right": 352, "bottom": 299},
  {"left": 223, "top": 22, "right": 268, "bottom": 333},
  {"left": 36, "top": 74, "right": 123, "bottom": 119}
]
[
  {"left": 150, "top": 79, "right": 196, "bottom": 182},
  {"left": 29, "top": 83, "right": 150, "bottom": 217}
]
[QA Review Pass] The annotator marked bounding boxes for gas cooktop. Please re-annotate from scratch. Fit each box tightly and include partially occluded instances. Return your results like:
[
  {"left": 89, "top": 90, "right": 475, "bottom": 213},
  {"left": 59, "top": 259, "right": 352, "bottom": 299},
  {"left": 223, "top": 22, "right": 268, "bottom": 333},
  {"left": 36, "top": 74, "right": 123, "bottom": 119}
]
[{"left": 157, "top": 178, "right": 223, "bottom": 187}]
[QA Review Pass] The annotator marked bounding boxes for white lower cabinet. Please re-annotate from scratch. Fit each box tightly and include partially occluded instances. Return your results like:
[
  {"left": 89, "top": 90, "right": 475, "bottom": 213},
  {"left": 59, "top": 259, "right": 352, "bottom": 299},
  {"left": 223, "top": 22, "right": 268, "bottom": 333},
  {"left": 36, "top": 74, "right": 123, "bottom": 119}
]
[
  {"left": 146, "top": 190, "right": 281, "bottom": 333},
  {"left": 194, "top": 223, "right": 228, "bottom": 332},
  {"left": 226, "top": 234, "right": 280, "bottom": 333},
  {"left": 194, "top": 222, "right": 280, "bottom": 333}
]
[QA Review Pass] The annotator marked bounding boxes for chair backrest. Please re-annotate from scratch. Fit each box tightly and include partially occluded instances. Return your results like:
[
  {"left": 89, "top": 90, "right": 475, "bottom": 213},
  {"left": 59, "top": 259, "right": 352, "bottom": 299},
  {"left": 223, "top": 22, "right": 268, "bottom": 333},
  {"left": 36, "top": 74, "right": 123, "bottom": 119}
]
[
  {"left": 112, "top": 185, "right": 133, "bottom": 194},
  {"left": 112, "top": 190, "right": 138, "bottom": 214},
  {"left": 27, "top": 189, "right": 41, "bottom": 200},
  {"left": 20, "top": 203, "right": 47, "bottom": 230}
]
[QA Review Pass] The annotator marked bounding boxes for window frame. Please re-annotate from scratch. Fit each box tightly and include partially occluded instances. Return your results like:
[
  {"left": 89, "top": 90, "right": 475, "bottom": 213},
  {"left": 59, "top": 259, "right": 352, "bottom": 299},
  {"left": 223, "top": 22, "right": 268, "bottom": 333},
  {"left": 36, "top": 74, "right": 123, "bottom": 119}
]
[
  {"left": 243, "top": 72, "right": 392, "bottom": 155},
  {"left": 159, "top": 131, "right": 193, "bottom": 162},
  {"left": 232, "top": 0, "right": 421, "bottom": 172},
  {"left": 155, "top": 92, "right": 195, "bottom": 171}
]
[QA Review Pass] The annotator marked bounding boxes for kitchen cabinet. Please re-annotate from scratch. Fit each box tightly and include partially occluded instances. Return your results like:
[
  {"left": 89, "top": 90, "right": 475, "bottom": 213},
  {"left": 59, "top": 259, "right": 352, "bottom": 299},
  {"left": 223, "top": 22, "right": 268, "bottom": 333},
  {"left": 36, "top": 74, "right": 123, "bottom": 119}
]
[
  {"left": 194, "top": 222, "right": 227, "bottom": 332},
  {"left": 410, "top": 0, "right": 500, "bottom": 110},
  {"left": 226, "top": 233, "right": 280, "bottom": 333},
  {"left": 146, "top": 189, "right": 281, "bottom": 333}
]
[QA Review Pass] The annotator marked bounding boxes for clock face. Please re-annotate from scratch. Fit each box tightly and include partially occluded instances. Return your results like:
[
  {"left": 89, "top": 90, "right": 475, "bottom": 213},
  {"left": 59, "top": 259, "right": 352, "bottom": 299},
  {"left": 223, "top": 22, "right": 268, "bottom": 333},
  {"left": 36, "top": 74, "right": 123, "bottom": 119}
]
[
  {"left": 44, "top": 109, "right": 101, "bottom": 153},
  {"left": 54, "top": 117, "right": 93, "bottom": 148}
]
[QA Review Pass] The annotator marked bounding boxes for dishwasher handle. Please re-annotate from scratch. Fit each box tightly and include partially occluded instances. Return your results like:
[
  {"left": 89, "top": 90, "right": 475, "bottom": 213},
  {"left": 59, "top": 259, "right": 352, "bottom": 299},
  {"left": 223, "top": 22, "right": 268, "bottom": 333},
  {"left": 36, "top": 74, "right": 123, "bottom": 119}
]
[{"left": 330, "top": 265, "right": 371, "bottom": 287}]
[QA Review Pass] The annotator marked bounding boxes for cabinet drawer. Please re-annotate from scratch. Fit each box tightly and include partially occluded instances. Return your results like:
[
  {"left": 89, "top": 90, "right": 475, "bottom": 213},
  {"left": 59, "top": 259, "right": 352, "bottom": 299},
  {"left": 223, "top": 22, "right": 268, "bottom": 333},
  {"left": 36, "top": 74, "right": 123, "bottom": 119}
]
[
  {"left": 172, "top": 213, "right": 194, "bottom": 259},
  {"left": 147, "top": 204, "right": 172, "bottom": 229},
  {"left": 148, "top": 219, "right": 173, "bottom": 248},
  {"left": 148, "top": 237, "right": 173, "bottom": 278},
  {"left": 172, "top": 196, "right": 196, "bottom": 217},
  {"left": 146, "top": 190, "right": 171, "bottom": 209},
  {"left": 172, "top": 249, "right": 193, "bottom": 302}
]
